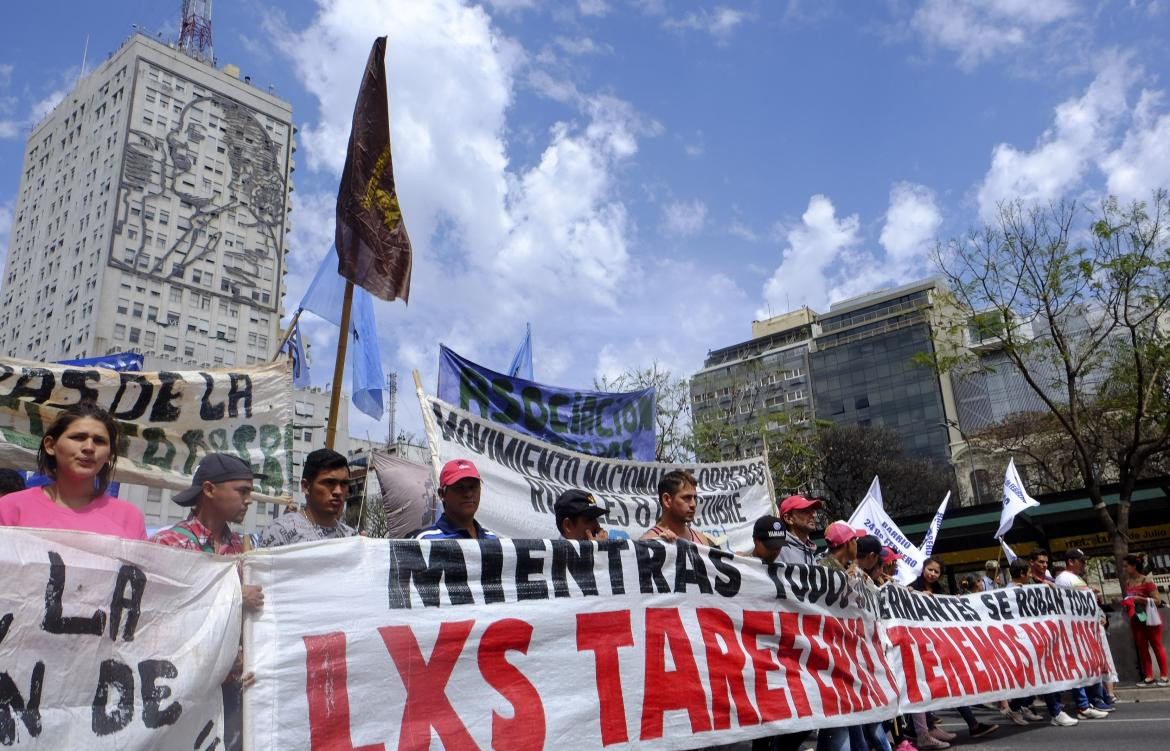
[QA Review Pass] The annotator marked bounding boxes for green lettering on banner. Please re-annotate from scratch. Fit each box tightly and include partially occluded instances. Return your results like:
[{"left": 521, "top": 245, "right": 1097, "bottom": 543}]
[
  {"left": 490, "top": 378, "right": 522, "bottom": 424},
  {"left": 521, "top": 386, "right": 547, "bottom": 432},
  {"left": 548, "top": 394, "right": 570, "bottom": 432},
  {"left": 639, "top": 394, "right": 654, "bottom": 431},
  {"left": 209, "top": 428, "right": 229, "bottom": 453},
  {"left": 181, "top": 430, "right": 209, "bottom": 474},
  {"left": 232, "top": 424, "right": 257, "bottom": 462},
  {"left": 458, "top": 367, "right": 492, "bottom": 417},
  {"left": 141, "top": 428, "right": 176, "bottom": 471},
  {"left": 24, "top": 401, "right": 46, "bottom": 439},
  {"left": 117, "top": 420, "right": 139, "bottom": 459},
  {"left": 596, "top": 398, "right": 612, "bottom": 437},
  {"left": 256, "top": 423, "right": 288, "bottom": 495}
]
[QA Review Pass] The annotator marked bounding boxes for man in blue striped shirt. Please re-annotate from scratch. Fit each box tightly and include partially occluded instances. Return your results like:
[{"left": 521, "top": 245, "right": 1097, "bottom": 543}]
[{"left": 411, "top": 459, "right": 497, "bottom": 540}]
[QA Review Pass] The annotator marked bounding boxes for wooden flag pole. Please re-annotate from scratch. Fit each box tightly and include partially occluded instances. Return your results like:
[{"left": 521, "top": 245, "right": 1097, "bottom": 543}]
[
  {"left": 325, "top": 280, "right": 355, "bottom": 450},
  {"left": 272, "top": 307, "right": 304, "bottom": 358}
]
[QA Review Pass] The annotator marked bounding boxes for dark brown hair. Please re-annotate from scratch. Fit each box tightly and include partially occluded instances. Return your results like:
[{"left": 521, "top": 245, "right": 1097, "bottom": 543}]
[
  {"left": 657, "top": 469, "right": 696, "bottom": 503},
  {"left": 37, "top": 402, "right": 120, "bottom": 493},
  {"left": 1123, "top": 554, "right": 1145, "bottom": 574}
]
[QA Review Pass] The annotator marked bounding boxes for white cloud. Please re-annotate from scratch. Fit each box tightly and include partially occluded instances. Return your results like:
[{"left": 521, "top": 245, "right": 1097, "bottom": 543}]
[
  {"left": 578, "top": 0, "right": 610, "bottom": 17},
  {"left": 661, "top": 199, "right": 707, "bottom": 237},
  {"left": 759, "top": 194, "right": 862, "bottom": 316},
  {"left": 270, "top": 0, "right": 665, "bottom": 436},
  {"left": 911, "top": 0, "right": 1080, "bottom": 71},
  {"left": 880, "top": 182, "right": 942, "bottom": 267},
  {"left": 1101, "top": 90, "right": 1170, "bottom": 202},
  {"left": 728, "top": 219, "right": 760, "bottom": 242},
  {"left": 976, "top": 54, "right": 1137, "bottom": 220},
  {"left": 664, "top": 6, "right": 750, "bottom": 43}
]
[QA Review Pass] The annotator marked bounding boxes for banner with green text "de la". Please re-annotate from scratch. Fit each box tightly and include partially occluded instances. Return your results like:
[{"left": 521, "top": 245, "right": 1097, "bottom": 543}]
[{"left": 0, "top": 357, "right": 293, "bottom": 501}]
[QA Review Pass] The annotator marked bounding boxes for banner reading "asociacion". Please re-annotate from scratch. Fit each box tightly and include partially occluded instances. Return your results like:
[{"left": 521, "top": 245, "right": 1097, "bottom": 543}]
[{"left": 437, "top": 345, "right": 657, "bottom": 460}]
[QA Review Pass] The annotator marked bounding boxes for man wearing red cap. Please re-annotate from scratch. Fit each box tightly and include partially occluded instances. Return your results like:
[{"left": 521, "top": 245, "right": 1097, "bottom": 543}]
[
  {"left": 819, "top": 520, "right": 867, "bottom": 573},
  {"left": 411, "top": 459, "right": 497, "bottom": 540},
  {"left": 777, "top": 494, "right": 822, "bottom": 566}
]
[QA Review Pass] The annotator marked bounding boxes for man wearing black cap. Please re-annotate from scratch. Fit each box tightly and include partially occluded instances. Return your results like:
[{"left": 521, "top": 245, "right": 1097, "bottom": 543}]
[
  {"left": 555, "top": 489, "right": 608, "bottom": 541},
  {"left": 748, "top": 514, "right": 785, "bottom": 563}
]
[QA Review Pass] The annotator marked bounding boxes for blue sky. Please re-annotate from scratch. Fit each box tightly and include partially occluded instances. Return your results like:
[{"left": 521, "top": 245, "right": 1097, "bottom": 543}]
[{"left": 3, "top": 0, "right": 1170, "bottom": 440}]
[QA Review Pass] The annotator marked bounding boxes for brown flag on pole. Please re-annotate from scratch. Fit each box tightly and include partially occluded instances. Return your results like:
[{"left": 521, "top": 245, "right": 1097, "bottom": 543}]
[{"left": 336, "top": 36, "right": 413, "bottom": 303}]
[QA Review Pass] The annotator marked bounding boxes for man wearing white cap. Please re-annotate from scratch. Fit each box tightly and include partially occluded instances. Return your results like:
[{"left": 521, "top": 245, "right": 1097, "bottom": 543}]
[{"left": 411, "top": 459, "right": 497, "bottom": 540}]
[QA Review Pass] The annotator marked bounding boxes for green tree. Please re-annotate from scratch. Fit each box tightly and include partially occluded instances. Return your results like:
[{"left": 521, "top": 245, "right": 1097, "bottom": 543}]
[
  {"left": 814, "top": 423, "right": 955, "bottom": 521},
  {"left": 934, "top": 192, "right": 1170, "bottom": 570}
]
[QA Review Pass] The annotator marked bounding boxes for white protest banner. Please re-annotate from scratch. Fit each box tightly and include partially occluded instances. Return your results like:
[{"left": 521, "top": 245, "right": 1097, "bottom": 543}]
[
  {"left": 0, "top": 357, "right": 294, "bottom": 501},
  {"left": 883, "top": 581, "right": 1116, "bottom": 711},
  {"left": 919, "top": 491, "right": 950, "bottom": 558},
  {"left": 847, "top": 478, "right": 924, "bottom": 584},
  {"left": 0, "top": 527, "right": 240, "bottom": 749},
  {"left": 995, "top": 458, "right": 1039, "bottom": 539},
  {"left": 243, "top": 537, "right": 1114, "bottom": 750},
  {"left": 420, "top": 396, "right": 773, "bottom": 550}
]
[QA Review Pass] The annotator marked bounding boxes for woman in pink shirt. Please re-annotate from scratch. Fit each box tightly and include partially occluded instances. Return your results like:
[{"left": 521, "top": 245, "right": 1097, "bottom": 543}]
[{"left": 0, "top": 402, "right": 146, "bottom": 540}]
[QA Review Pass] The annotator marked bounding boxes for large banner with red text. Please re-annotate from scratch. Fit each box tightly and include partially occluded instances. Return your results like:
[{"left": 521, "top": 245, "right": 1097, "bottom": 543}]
[{"left": 242, "top": 537, "right": 1114, "bottom": 750}]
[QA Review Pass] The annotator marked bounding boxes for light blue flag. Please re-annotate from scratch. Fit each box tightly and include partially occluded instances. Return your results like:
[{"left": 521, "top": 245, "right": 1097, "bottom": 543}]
[
  {"left": 508, "top": 323, "right": 533, "bottom": 380},
  {"left": 297, "top": 245, "right": 385, "bottom": 419},
  {"left": 349, "top": 286, "right": 384, "bottom": 420},
  {"left": 299, "top": 245, "right": 347, "bottom": 326}
]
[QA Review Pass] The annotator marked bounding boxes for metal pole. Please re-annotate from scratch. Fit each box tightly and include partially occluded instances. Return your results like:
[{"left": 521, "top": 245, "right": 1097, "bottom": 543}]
[{"left": 325, "top": 281, "right": 354, "bottom": 449}]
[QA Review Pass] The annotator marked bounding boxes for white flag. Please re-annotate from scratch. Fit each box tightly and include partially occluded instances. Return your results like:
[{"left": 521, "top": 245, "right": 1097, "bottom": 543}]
[
  {"left": 1000, "top": 537, "right": 1018, "bottom": 564},
  {"left": 920, "top": 491, "right": 950, "bottom": 557},
  {"left": 848, "top": 483, "right": 924, "bottom": 584},
  {"left": 863, "top": 475, "right": 883, "bottom": 508},
  {"left": 994, "top": 457, "right": 1039, "bottom": 538}
]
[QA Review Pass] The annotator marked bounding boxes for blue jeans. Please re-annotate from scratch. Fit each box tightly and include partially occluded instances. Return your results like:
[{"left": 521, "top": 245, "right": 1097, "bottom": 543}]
[
  {"left": 1043, "top": 693, "right": 1063, "bottom": 717},
  {"left": 816, "top": 726, "right": 851, "bottom": 751},
  {"left": 864, "top": 723, "right": 892, "bottom": 751}
]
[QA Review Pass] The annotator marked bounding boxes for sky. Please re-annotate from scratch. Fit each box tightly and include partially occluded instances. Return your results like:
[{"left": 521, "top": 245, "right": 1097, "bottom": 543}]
[{"left": 2, "top": 0, "right": 1170, "bottom": 442}]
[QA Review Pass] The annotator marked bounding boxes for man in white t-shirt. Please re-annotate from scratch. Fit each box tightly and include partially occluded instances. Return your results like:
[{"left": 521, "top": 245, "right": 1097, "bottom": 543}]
[{"left": 1054, "top": 548, "right": 1114, "bottom": 719}]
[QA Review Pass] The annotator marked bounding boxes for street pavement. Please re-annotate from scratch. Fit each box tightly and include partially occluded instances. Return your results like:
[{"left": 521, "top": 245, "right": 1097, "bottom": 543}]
[
  {"left": 719, "top": 690, "right": 1169, "bottom": 751},
  {"left": 927, "top": 698, "right": 1169, "bottom": 751}
]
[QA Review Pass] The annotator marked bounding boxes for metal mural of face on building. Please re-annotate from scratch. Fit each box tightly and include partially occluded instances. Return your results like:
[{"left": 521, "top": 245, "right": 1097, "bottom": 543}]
[{"left": 113, "top": 72, "right": 287, "bottom": 309}]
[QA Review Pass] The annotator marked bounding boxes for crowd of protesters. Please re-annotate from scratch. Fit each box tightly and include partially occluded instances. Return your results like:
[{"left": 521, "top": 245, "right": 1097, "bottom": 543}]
[{"left": 1, "top": 401, "right": 1166, "bottom": 751}]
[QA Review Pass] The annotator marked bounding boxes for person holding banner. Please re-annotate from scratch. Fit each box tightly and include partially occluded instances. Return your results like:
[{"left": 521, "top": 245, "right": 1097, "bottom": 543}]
[
  {"left": 777, "top": 494, "right": 822, "bottom": 566},
  {"left": 412, "top": 459, "right": 497, "bottom": 540},
  {"left": 910, "top": 557, "right": 1001, "bottom": 742},
  {"left": 257, "top": 448, "right": 356, "bottom": 547},
  {"left": 554, "top": 488, "right": 609, "bottom": 541},
  {"left": 0, "top": 402, "right": 146, "bottom": 540},
  {"left": 152, "top": 452, "right": 266, "bottom": 751},
  {"left": 641, "top": 469, "right": 717, "bottom": 546}
]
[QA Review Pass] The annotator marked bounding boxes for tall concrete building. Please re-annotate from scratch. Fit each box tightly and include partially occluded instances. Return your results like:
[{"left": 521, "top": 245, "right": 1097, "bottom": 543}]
[
  {"left": 0, "top": 33, "right": 293, "bottom": 370},
  {"left": 0, "top": 32, "right": 297, "bottom": 532},
  {"left": 690, "top": 308, "right": 817, "bottom": 461}
]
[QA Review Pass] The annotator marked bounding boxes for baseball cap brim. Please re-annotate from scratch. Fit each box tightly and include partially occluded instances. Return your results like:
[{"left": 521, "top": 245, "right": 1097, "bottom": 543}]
[{"left": 172, "top": 483, "right": 203, "bottom": 507}]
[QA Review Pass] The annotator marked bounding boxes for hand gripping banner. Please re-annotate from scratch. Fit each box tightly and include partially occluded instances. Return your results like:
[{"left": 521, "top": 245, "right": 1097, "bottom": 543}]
[
  {"left": 0, "top": 528, "right": 241, "bottom": 749},
  {"left": 243, "top": 537, "right": 1115, "bottom": 751}
]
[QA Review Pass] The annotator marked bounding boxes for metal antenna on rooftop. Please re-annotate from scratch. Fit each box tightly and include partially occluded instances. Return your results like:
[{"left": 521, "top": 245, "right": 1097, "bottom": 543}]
[
  {"left": 178, "top": 0, "right": 214, "bottom": 63},
  {"left": 386, "top": 372, "right": 398, "bottom": 448}
]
